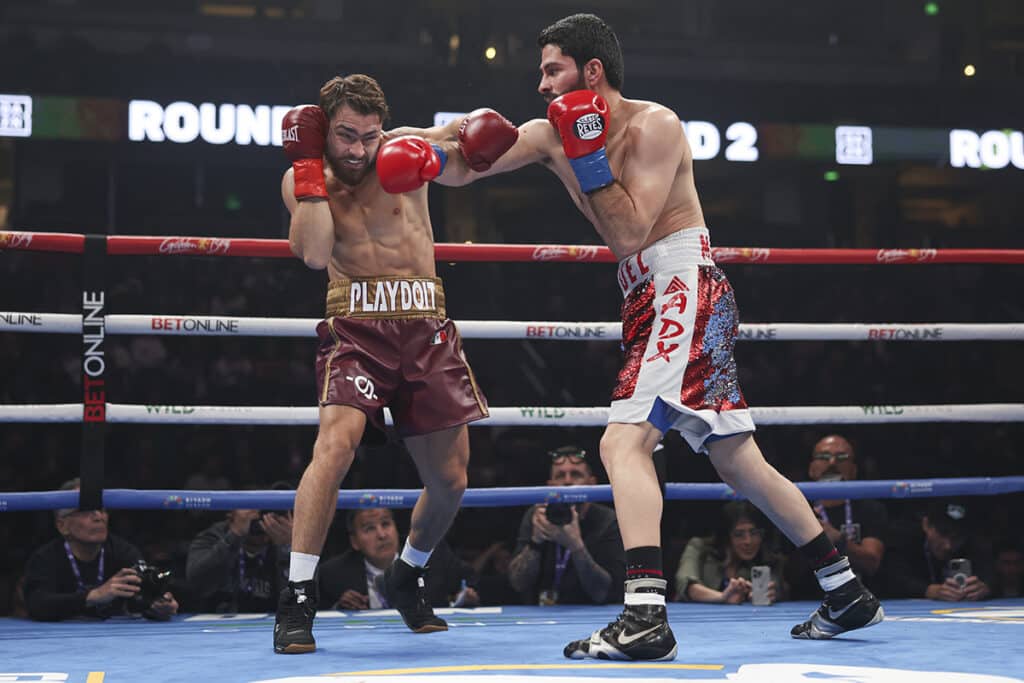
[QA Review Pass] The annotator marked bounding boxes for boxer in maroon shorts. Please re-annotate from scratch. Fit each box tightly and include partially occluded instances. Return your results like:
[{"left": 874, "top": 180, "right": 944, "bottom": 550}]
[
  {"left": 274, "top": 74, "right": 516, "bottom": 654},
  {"left": 314, "top": 276, "right": 486, "bottom": 438}
]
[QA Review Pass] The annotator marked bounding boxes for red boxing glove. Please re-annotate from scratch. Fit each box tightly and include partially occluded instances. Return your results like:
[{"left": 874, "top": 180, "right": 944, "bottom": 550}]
[
  {"left": 282, "top": 105, "right": 328, "bottom": 199},
  {"left": 457, "top": 108, "right": 519, "bottom": 172},
  {"left": 377, "top": 136, "right": 448, "bottom": 194},
  {"left": 546, "top": 90, "right": 613, "bottom": 193}
]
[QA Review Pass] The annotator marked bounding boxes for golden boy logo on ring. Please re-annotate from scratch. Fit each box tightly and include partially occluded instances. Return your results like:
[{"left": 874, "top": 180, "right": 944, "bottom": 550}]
[
  {"left": 532, "top": 245, "right": 568, "bottom": 261},
  {"left": 197, "top": 237, "right": 231, "bottom": 254},
  {"left": 0, "top": 231, "right": 32, "bottom": 250},
  {"left": 567, "top": 245, "right": 601, "bottom": 260},
  {"left": 158, "top": 237, "right": 198, "bottom": 254}
]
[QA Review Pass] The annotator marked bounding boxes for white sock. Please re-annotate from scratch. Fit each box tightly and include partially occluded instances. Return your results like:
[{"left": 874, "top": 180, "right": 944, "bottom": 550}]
[
  {"left": 289, "top": 551, "right": 319, "bottom": 583},
  {"left": 815, "top": 556, "right": 856, "bottom": 592},
  {"left": 400, "top": 539, "right": 433, "bottom": 568},
  {"left": 624, "top": 578, "right": 667, "bottom": 606}
]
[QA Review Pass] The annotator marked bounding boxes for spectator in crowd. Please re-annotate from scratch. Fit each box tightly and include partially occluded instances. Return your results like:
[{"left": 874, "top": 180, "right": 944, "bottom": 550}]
[
  {"left": 318, "top": 508, "right": 478, "bottom": 610},
  {"left": 990, "top": 538, "right": 1023, "bottom": 599},
  {"left": 673, "top": 501, "right": 786, "bottom": 604},
  {"left": 187, "top": 499, "right": 293, "bottom": 613},
  {"left": 507, "top": 445, "right": 624, "bottom": 605},
  {"left": 23, "top": 478, "right": 179, "bottom": 621},
  {"left": 787, "top": 435, "right": 887, "bottom": 598},
  {"left": 882, "top": 500, "right": 994, "bottom": 601}
]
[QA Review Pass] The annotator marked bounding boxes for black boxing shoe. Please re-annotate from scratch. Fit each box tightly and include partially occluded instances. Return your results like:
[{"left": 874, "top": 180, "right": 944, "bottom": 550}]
[
  {"left": 791, "top": 560, "right": 884, "bottom": 640},
  {"left": 564, "top": 604, "right": 677, "bottom": 661},
  {"left": 274, "top": 580, "right": 318, "bottom": 654},
  {"left": 375, "top": 559, "right": 448, "bottom": 633}
]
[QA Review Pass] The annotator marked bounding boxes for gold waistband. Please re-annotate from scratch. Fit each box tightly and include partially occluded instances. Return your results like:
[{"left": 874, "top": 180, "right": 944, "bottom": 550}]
[{"left": 326, "top": 276, "right": 446, "bottom": 319}]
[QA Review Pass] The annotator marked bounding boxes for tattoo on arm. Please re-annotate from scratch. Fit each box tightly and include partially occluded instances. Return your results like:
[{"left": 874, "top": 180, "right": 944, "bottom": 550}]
[
  {"left": 507, "top": 546, "right": 542, "bottom": 593},
  {"left": 570, "top": 545, "right": 612, "bottom": 603}
]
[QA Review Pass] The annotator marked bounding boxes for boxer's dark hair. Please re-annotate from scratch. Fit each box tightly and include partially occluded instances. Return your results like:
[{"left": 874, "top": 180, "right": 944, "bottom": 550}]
[
  {"left": 319, "top": 74, "right": 390, "bottom": 123},
  {"left": 538, "top": 13, "right": 624, "bottom": 91}
]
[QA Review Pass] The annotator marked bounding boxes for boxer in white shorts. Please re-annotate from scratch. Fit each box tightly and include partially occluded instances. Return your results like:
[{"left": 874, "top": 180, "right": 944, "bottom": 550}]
[
  {"left": 609, "top": 227, "right": 755, "bottom": 453},
  {"left": 422, "top": 12, "right": 884, "bottom": 660}
]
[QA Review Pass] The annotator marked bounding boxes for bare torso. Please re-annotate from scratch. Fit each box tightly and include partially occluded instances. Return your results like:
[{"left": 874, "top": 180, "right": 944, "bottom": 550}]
[
  {"left": 284, "top": 163, "right": 437, "bottom": 282},
  {"left": 534, "top": 97, "right": 705, "bottom": 258}
]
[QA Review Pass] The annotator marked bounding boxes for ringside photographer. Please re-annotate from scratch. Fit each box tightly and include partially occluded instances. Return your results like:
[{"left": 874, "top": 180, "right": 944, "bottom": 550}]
[
  {"left": 22, "top": 478, "right": 179, "bottom": 621},
  {"left": 186, "top": 483, "right": 293, "bottom": 613},
  {"left": 507, "top": 446, "right": 624, "bottom": 605},
  {"left": 881, "top": 500, "right": 994, "bottom": 602}
]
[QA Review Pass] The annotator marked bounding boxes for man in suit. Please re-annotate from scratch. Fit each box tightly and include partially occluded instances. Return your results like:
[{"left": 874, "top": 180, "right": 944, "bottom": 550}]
[{"left": 318, "top": 508, "right": 477, "bottom": 609}]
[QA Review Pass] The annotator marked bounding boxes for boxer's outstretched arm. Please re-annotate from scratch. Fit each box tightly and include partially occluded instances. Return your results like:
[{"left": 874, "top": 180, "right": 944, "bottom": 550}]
[
  {"left": 439, "top": 117, "right": 552, "bottom": 186},
  {"left": 281, "top": 168, "right": 334, "bottom": 270},
  {"left": 388, "top": 116, "right": 463, "bottom": 142},
  {"left": 585, "top": 107, "right": 685, "bottom": 256},
  {"left": 391, "top": 118, "right": 552, "bottom": 186}
]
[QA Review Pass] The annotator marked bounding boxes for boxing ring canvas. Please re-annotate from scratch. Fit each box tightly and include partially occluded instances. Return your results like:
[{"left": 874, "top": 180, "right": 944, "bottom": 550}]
[
  {"left": 3, "top": 233, "right": 1024, "bottom": 682},
  {"left": 1, "top": 600, "right": 1021, "bottom": 683}
]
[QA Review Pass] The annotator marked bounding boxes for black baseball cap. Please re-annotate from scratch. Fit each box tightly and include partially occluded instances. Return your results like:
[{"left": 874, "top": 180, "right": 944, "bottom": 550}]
[{"left": 925, "top": 500, "right": 969, "bottom": 540}]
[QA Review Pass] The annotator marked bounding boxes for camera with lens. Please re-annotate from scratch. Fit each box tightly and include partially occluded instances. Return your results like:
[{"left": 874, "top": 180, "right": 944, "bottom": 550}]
[
  {"left": 248, "top": 514, "right": 267, "bottom": 537},
  {"left": 249, "top": 508, "right": 284, "bottom": 537},
  {"left": 545, "top": 502, "right": 574, "bottom": 526},
  {"left": 127, "top": 560, "right": 173, "bottom": 613}
]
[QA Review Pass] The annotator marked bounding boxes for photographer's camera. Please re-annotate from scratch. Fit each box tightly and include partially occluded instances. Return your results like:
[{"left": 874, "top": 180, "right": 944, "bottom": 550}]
[
  {"left": 545, "top": 503, "right": 573, "bottom": 525},
  {"left": 128, "top": 560, "right": 172, "bottom": 614}
]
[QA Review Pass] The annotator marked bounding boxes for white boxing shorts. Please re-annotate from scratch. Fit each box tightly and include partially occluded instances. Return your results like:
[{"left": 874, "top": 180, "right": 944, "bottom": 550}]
[{"left": 608, "top": 227, "right": 755, "bottom": 454}]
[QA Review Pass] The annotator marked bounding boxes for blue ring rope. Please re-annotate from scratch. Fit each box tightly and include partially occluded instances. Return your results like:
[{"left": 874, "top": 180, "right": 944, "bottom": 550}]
[{"left": 1, "top": 476, "right": 1021, "bottom": 512}]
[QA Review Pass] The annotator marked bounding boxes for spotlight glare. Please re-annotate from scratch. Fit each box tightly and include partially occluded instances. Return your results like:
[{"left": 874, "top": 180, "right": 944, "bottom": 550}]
[
  {"left": 963, "top": 64, "right": 976, "bottom": 77},
  {"left": 484, "top": 46, "right": 497, "bottom": 60}
]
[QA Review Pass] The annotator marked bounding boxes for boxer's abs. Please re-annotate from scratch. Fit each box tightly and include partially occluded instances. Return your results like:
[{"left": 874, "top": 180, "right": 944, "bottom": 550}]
[
  {"left": 326, "top": 224, "right": 437, "bottom": 281},
  {"left": 326, "top": 184, "right": 437, "bottom": 278}
]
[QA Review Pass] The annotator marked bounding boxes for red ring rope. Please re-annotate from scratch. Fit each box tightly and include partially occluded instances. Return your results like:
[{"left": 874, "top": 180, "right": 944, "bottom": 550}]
[{"left": 2, "top": 230, "right": 1023, "bottom": 264}]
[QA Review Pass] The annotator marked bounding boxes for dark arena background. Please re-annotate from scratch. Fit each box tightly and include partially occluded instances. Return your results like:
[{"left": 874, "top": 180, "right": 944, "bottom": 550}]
[{"left": 0, "top": 1, "right": 1022, "bottom": 681}]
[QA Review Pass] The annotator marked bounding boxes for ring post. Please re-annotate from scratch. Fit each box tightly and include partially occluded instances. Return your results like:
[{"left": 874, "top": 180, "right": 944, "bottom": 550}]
[{"left": 80, "top": 234, "right": 107, "bottom": 511}]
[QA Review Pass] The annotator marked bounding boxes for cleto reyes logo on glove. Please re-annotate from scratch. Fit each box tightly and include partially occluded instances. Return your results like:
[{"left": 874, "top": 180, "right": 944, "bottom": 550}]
[{"left": 574, "top": 113, "right": 605, "bottom": 140}]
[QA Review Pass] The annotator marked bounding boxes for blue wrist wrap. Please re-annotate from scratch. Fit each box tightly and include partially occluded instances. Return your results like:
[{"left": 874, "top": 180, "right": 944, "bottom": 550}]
[
  {"left": 431, "top": 144, "right": 448, "bottom": 176},
  {"left": 569, "top": 147, "right": 614, "bottom": 194}
]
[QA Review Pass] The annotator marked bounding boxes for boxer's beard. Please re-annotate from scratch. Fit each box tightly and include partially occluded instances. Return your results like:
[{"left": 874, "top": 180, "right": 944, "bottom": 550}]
[
  {"left": 543, "top": 73, "right": 588, "bottom": 104},
  {"left": 327, "top": 153, "right": 373, "bottom": 186}
]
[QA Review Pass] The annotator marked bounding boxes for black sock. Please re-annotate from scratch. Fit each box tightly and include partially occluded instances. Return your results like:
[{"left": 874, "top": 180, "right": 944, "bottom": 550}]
[
  {"left": 800, "top": 531, "right": 840, "bottom": 570},
  {"left": 624, "top": 546, "right": 666, "bottom": 607},
  {"left": 625, "top": 546, "right": 664, "bottom": 584}
]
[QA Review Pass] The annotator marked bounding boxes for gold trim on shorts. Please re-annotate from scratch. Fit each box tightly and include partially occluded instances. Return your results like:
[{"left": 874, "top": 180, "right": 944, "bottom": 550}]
[
  {"left": 459, "top": 346, "right": 489, "bottom": 418},
  {"left": 320, "top": 316, "right": 341, "bottom": 405},
  {"left": 326, "top": 276, "right": 446, "bottom": 319}
]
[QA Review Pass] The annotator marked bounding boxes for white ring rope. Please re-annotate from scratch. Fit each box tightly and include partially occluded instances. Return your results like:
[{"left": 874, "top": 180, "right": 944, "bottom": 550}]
[
  {"left": 2, "top": 312, "right": 1023, "bottom": 341},
  {"left": 1, "top": 403, "right": 1021, "bottom": 425}
]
